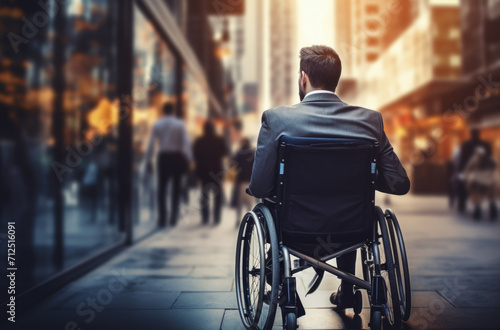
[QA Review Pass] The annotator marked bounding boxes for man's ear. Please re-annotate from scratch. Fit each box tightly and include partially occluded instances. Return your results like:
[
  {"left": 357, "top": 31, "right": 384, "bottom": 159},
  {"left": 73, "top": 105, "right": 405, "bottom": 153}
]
[{"left": 301, "top": 71, "right": 308, "bottom": 87}]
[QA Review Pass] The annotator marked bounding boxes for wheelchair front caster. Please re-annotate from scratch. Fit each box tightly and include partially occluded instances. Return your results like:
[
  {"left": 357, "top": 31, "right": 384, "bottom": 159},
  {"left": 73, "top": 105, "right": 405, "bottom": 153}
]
[
  {"left": 369, "top": 310, "right": 382, "bottom": 330},
  {"left": 284, "top": 312, "right": 297, "bottom": 330},
  {"left": 354, "top": 290, "right": 363, "bottom": 315}
]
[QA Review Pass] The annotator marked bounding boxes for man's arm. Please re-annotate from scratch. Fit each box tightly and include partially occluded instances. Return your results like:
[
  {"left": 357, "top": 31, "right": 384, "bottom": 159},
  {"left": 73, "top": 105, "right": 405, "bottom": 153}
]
[
  {"left": 376, "top": 113, "right": 410, "bottom": 195},
  {"left": 248, "top": 111, "right": 277, "bottom": 198}
]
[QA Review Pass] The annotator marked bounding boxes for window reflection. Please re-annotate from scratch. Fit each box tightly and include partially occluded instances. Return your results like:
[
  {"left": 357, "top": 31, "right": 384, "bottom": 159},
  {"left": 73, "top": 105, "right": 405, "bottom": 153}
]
[
  {"left": 183, "top": 65, "right": 209, "bottom": 137},
  {"left": 132, "top": 6, "right": 177, "bottom": 239},
  {"left": 0, "top": 0, "right": 124, "bottom": 295},
  {"left": 61, "top": 0, "right": 122, "bottom": 264}
]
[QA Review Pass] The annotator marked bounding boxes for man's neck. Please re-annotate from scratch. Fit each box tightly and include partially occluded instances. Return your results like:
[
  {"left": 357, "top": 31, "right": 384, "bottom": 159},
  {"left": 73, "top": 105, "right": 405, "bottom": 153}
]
[{"left": 304, "top": 90, "right": 335, "bottom": 97}]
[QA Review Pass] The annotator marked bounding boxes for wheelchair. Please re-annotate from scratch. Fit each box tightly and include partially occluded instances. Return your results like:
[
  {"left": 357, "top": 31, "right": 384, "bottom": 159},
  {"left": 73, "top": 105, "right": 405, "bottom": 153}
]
[{"left": 235, "top": 136, "right": 411, "bottom": 330}]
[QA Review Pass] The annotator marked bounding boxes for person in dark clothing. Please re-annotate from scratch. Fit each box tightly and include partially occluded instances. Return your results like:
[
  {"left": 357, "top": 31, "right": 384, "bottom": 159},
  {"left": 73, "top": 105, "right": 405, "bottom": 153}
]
[
  {"left": 464, "top": 145, "right": 497, "bottom": 220},
  {"left": 232, "top": 138, "right": 256, "bottom": 226},
  {"left": 146, "top": 103, "right": 191, "bottom": 227},
  {"left": 193, "top": 120, "right": 229, "bottom": 225},
  {"left": 456, "top": 128, "right": 492, "bottom": 213}
]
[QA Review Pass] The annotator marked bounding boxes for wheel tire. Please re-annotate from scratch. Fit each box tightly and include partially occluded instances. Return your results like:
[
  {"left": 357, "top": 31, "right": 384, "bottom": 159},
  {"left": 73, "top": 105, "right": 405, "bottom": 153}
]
[
  {"left": 284, "top": 313, "right": 297, "bottom": 330},
  {"left": 254, "top": 204, "right": 280, "bottom": 329},
  {"left": 354, "top": 290, "right": 363, "bottom": 315},
  {"left": 370, "top": 310, "right": 382, "bottom": 330},
  {"left": 385, "top": 209, "right": 411, "bottom": 321},
  {"left": 235, "top": 204, "right": 279, "bottom": 330},
  {"left": 376, "top": 207, "right": 402, "bottom": 329}
]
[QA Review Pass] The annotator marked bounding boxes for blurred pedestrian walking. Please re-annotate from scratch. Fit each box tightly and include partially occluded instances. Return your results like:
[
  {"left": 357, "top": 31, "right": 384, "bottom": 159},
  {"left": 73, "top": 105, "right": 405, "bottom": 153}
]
[
  {"left": 448, "top": 147, "right": 461, "bottom": 209},
  {"left": 464, "top": 145, "right": 498, "bottom": 220},
  {"left": 193, "top": 120, "right": 229, "bottom": 225},
  {"left": 231, "top": 138, "right": 256, "bottom": 227},
  {"left": 456, "top": 128, "right": 491, "bottom": 213},
  {"left": 145, "top": 103, "right": 191, "bottom": 227}
]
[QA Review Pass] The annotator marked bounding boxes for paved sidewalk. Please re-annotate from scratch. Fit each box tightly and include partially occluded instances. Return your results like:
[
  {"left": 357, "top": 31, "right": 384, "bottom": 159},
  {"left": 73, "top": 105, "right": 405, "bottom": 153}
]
[{"left": 11, "top": 195, "right": 500, "bottom": 329}]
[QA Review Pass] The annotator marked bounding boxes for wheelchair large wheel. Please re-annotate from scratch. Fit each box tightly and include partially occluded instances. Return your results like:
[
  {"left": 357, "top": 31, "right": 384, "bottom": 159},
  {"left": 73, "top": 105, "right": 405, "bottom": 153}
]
[
  {"left": 385, "top": 209, "right": 411, "bottom": 321},
  {"left": 376, "top": 207, "right": 401, "bottom": 329},
  {"left": 235, "top": 204, "right": 280, "bottom": 330}
]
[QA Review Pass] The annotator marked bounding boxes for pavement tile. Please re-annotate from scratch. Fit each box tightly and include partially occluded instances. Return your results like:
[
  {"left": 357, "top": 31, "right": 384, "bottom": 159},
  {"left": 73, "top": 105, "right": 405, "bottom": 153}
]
[
  {"left": 172, "top": 292, "right": 237, "bottom": 309},
  {"left": 298, "top": 308, "right": 371, "bottom": 330},
  {"left": 221, "top": 309, "right": 283, "bottom": 330},
  {"left": 190, "top": 266, "right": 233, "bottom": 278},
  {"left": 14, "top": 309, "right": 225, "bottom": 330},
  {"left": 50, "top": 291, "right": 180, "bottom": 310},
  {"left": 167, "top": 254, "right": 235, "bottom": 266},
  {"left": 443, "top": 290, "right": 500, "bottom": 308},
  {"left": 407, "top": 307, "right": 500, "bottom": 329},
  {"left": 60, "top": 277, "right": 232, "bottom": 294},
  {"left": 411, "top": 275, "right": 500, "bottom": 291},
  {"left": 411, "top": 291, "right": 453, "bottom": 308},
  {"left": 115, "top": 266, "right": 194, "bottom": 277},
  {"left": 131, "top": 278, "right": 233, "bottom": 292}
]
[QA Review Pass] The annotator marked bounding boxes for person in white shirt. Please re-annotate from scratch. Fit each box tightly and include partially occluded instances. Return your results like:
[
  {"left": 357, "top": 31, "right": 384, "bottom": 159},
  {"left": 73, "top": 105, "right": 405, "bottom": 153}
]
[{"left": 146, "top": 103, "right": 192, "bottom": 227}]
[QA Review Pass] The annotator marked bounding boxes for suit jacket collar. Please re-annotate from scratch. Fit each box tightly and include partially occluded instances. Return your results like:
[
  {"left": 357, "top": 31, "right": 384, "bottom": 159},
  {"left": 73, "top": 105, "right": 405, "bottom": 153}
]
[{"left": 301, "top": 91, "right": 342, "bottom": 103}]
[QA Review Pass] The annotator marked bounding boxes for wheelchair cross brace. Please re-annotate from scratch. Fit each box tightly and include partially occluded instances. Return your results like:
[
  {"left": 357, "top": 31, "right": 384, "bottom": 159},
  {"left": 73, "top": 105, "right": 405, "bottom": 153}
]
[
  {"left": 291, "top": 241, "right": 367, "bottom": 275},
  {"left": 287, "top": 247, "right": 371, "bottom": 291}
]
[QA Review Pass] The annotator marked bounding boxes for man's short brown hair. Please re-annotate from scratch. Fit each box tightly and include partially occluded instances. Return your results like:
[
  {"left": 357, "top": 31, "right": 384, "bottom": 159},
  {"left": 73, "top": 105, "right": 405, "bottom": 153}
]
[{"left": 299, "top": 45, "right": 342, "bottom": 92}]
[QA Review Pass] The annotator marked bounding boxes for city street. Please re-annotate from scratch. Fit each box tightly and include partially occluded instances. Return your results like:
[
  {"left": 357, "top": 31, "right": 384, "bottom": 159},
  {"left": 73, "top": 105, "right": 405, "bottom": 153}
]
[{"left": 13, "top": 194, "right": 500, "bottom": 329}]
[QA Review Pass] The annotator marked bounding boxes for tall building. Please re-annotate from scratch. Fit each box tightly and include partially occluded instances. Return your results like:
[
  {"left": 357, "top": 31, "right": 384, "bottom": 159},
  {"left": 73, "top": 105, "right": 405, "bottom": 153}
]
[
  {"left": 335, "top": 0, "right": 418, "bottom": 102},
  {"left": 266, "top": 0, "right": 298, "bottom": 108},
  {"left": 185, "top": 0, "right": 226, "bottom": 117},
  {"left": 459, "top": 0, "right": 500, "bottom": 162},
  {"left": 461, "top": 0, "right": 500, "bottom": 75},
  {"left": 337, "top": 0, "right": 471, "bottom": 193}
]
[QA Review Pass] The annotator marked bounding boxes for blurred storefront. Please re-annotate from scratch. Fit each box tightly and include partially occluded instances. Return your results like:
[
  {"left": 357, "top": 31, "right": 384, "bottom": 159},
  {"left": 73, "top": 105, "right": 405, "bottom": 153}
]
[{"left": 0, "top": 0, "right": 223, "bottom": 308}]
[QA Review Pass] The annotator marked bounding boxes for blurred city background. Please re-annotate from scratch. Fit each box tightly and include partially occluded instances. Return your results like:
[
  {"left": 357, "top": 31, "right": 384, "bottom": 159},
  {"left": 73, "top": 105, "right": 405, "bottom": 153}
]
[{"left": 1, "top": 0, "right": 500, "bottom": 326}]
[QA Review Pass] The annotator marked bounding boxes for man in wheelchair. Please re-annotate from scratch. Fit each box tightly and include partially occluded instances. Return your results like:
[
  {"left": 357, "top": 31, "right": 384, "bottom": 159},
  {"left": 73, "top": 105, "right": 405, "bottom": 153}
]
[{"left": 237, "top": 45, "right": 410, "bottom": 329}]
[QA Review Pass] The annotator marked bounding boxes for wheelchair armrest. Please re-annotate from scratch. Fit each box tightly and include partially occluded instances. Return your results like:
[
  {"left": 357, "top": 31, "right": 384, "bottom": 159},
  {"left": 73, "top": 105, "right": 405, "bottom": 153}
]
[
  {"left": 246, "top": 187, "right": 277, "bottom": 205},
  {"left": 263, "top": 197, "right": 277, "bottom": 204}
]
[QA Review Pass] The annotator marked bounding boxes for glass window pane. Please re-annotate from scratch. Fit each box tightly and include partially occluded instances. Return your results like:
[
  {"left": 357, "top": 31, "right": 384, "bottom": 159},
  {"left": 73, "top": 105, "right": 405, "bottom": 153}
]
[{"left": 132, "top": 5, "right": 177, "bottom": 239}]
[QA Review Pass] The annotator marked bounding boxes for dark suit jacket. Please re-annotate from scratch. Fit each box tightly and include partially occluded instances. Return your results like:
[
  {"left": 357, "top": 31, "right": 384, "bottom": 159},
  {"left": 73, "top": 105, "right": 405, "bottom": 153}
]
[{"left": 248, "top": 92, "right": 410, "bottom": 198}]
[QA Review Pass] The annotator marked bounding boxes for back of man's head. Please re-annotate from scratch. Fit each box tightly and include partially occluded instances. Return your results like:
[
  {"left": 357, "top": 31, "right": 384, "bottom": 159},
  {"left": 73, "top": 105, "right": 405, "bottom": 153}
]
[
  {"left": 299, "top": 45, "right": 342, "bottom": 92},
  {"left": 470, "top": 128, "right": 480, "bottom": 140},
  {"left": 203, "top": 120, "right": 216, "bottom": 137},
  {"left": 163, "top": 103, "right": 175, "bottom": 115}
]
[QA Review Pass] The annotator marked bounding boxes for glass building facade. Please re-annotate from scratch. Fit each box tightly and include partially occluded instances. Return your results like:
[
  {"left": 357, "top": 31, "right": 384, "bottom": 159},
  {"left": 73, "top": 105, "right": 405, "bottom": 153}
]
[{"left": 0, "top": 0, "right": 217, "bottom": 305}]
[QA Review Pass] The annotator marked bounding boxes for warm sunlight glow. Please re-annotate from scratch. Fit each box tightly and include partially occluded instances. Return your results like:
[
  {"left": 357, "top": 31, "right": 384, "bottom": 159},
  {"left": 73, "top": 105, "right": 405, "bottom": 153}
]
[{"left": 297, "top": 0, "right": 335, "bottom": 48}]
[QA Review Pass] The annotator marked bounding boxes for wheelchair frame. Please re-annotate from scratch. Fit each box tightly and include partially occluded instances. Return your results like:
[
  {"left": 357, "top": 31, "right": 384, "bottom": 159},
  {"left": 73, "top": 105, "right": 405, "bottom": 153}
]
[{"left": 235, "top": 138, "right": 411, "bottom": 330}]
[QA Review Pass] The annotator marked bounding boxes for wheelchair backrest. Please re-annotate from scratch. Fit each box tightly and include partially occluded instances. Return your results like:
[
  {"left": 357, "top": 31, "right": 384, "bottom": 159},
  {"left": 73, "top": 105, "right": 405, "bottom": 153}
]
[{"left": 276, "top": 136, "right": 378, "bottom": 248}]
